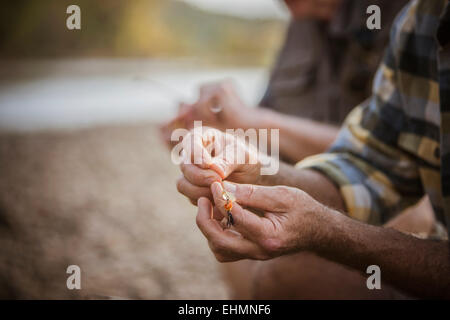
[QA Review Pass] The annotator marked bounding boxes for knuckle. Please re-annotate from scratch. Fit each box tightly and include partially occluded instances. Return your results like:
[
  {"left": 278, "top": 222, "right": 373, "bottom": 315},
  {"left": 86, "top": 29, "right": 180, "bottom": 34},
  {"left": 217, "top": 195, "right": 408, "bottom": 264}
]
[
  {"left": 274, "top": 185, "right": 291, "bottom": 194},
  {"left": 202, "top": 171, "right": 218, "bottom": 185},
  {"left": 293, "top": 188, "right": 308, "bottom": 205},
  {"left": 276, "top": 186, "right": 298, "bottom": 207},
  {"left": 243, "top": 184, "right": 255, "bottom": 200},
  {"left": 180, "top": 162, "right": 187, "bottom": 174},
  {"left": 183, "top": 165, "right": 198, "bottom": 182},
  {"left": 274, "top": 186, "right": 294, "bottom": 199}
]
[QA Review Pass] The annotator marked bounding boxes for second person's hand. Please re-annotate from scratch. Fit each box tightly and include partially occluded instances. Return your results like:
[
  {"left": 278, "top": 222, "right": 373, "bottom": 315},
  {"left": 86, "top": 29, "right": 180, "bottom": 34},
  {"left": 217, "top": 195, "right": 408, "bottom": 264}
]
[{"left": 176, "top": 127, "right": 265, "bottom": 205}]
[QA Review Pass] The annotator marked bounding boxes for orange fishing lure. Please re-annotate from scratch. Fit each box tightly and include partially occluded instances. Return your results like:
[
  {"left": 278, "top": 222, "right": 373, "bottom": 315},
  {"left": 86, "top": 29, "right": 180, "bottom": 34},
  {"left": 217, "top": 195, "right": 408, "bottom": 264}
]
[{"left": 222, "top": 188, "right": 235, "bottom": 228}]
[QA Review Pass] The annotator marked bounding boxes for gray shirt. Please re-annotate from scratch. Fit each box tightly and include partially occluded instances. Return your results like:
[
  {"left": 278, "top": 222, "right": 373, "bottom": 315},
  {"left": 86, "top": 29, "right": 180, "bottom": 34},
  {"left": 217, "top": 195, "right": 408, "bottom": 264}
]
[{"left": 260, "top": 0, "right": 408, "bottom": 125}]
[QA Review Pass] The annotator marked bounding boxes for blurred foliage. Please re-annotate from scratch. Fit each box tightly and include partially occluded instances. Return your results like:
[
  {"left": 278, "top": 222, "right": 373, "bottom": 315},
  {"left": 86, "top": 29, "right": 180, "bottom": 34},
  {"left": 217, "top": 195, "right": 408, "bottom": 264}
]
[{"left": 0, "top": 0, "right": 285, "bottom": 66}]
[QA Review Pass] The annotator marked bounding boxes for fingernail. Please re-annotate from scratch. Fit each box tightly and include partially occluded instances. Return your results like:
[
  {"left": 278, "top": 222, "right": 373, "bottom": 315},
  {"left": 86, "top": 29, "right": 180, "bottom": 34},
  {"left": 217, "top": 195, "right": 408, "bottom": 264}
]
[{"left": 223, "top": 181, "right": 236, "bottom": 194}]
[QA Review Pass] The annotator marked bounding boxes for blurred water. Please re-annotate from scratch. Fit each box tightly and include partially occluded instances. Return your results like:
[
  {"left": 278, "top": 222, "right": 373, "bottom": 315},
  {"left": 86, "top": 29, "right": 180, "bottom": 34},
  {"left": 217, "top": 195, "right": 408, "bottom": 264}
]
[
  {"left": 0, "top": 59, "right": 268, "bottom": 131},
  {"left": 181, "top": 0, "right": 288, "bottom": 19}
]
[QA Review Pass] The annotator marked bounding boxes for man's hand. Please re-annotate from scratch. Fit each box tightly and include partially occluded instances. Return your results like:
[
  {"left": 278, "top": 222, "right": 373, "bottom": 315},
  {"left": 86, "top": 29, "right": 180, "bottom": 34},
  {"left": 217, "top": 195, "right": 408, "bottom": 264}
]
[
  {"left": 177, "top": 127, "right": 264, "bottom": 204},
  {"left": 191, "top": 80, "right": 256, "bottom": 131},
  {"left": 161, "top": 80, "right": 257, "bottom": 146},
  {"left": 196, "top": 181, "right": 326, "bottom": 262}
]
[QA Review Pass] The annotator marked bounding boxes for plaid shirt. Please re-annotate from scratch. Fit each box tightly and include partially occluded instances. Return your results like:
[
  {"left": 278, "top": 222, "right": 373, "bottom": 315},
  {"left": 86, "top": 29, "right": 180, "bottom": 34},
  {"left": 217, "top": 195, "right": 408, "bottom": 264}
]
[{"left": 297, "top": 0, "right": 450, "bottom": 233}]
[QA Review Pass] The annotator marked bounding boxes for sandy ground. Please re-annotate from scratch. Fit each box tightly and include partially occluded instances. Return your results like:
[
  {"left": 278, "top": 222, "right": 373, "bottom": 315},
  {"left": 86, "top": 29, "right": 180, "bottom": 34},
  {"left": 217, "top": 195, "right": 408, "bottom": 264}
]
[{"left": 0, "top": 123, "right": 228, "bottom": 299}]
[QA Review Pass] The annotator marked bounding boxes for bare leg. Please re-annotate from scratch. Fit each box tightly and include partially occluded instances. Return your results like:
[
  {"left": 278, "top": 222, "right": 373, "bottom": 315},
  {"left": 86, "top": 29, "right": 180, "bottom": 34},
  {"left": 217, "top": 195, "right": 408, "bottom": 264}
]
[
  {"left": 220, "top": 260, "right": 257, "bottom": 299},
  {"left": 251, "top": 252, "right": 409, "bottom": 299}
]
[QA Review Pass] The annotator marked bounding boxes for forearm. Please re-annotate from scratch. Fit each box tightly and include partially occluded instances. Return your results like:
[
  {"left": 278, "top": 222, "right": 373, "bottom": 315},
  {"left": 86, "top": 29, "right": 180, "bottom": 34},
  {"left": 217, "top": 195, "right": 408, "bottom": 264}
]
[
  {"left": 249, "top": 107, "right": 339, "bottom": 163},
  {"left": 314, "top": 208, "right": 450, "bottom": 298},
  {"left": 259, "top": 164, "right": 345, "bottom": 212},
  {"left": 261, "top": 164, "right": 450, "bottom": 298}
]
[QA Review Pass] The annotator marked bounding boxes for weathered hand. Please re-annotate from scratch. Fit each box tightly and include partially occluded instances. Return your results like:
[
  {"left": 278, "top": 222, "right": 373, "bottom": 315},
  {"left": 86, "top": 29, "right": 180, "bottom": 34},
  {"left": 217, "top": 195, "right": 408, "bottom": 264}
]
[{"left": 195, "top": 181, "right": 326, "bottom": 262}]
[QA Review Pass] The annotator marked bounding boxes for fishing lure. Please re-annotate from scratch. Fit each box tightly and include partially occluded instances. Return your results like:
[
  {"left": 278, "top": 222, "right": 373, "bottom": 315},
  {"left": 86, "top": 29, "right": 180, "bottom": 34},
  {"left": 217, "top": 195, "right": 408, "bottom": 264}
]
[{"left": 222, "top": 189, "right": 235, "bottom": 228}]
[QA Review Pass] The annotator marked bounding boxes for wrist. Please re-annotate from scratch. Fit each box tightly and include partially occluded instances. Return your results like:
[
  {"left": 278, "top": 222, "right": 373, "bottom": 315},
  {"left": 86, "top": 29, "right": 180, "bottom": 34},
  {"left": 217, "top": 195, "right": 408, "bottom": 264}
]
[
  {"left": 235, "top": 106, "right": 279, "bottom": 131},
  {"left": 252, "top": 107, "right": 281, "bottom": 130},
  {"left": 235, "top": 106, "right": 264, "bottom": 130},
  {"left": 303, "top": 202, "right": 338, "bottom": 252}
]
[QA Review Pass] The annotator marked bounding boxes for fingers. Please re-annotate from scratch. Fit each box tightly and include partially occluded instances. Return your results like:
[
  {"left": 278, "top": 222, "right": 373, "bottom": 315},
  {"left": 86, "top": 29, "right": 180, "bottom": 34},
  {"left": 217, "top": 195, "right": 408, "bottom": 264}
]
[
  {"left": 176, "top": 176, "right": 231, "bottom": 223},
  {"left": 186, "top": 194, "right": 222, "bottom": 221},
  {"left": 196, "top": 198, "right": 224, "bottom": 238},
  {"left": 210, "top": 182, "right": 266, "bottom": 241},
  {"left": 176, "top": 176, "right": 213, "bottom": 203},
  {"left": 196, "top": 197, "right": 263, "bottom": 262},
  {"left": 209, "top": 137, "right": 246, "bottom": 179},
  {"left": 210, "top": 152, "right": 237, "bottom": 179},
  {"left": 179, "top": 127, "right": 247, "bottom": 181},
  {"left": 180, "top": 163, "right": 222, "bottom": 187},
  {"left": 179, "top": 128, "right": 229, "bottom": 182},
  {"left": 181, "top": 127, "right": 228, "bottom": 171},
  {"left": 182, "top": 131, "right": 213, "bottom": 169},
  {"left": 222, "top": 181, "right": 294, "bottom": 213}
]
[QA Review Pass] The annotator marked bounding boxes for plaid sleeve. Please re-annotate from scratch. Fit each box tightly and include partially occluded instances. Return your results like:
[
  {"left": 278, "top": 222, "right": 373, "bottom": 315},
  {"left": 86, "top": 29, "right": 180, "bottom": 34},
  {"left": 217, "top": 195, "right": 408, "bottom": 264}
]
[
  {"left": 297, "top": 54, "right": 425, "bottom": 225},
  {"left": 296, "top": 103, "right": 423, "bottom": 225},
  {"left": 296, "top": 3, "right": 430, "bottom": 225}
]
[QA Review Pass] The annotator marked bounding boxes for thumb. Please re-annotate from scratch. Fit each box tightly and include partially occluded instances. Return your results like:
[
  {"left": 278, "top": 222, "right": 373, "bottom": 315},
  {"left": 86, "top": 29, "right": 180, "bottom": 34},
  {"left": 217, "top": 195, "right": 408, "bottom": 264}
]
[
  {"left": 210, "top": 182, "right": 265, "bottom": 240},
  {"left": 222, "top": 181, "right": 293, "bottom": 213}
]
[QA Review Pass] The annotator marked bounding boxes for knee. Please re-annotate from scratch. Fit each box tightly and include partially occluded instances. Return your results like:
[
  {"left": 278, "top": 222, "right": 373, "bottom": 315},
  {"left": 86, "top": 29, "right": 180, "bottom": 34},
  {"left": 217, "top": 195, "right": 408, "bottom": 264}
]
[{"left": 251, "top": 252, "right": 321, "bottom": 299}]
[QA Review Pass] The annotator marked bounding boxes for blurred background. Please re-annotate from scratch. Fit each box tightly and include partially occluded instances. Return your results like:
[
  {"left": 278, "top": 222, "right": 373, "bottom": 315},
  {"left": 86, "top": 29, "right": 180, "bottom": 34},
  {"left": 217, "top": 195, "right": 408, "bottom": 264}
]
[
  {"left": 0, "top": 0, "right": 287, "bottom": 298},
  {"left": 0, "top": 0, "right": 287, "bottom": 130}
]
